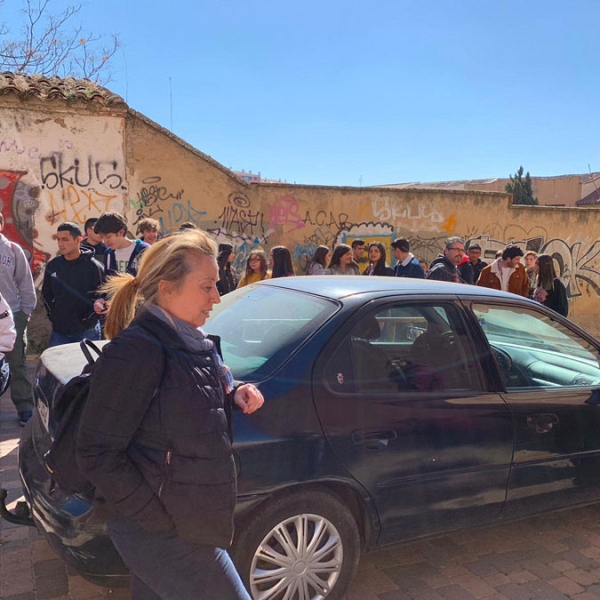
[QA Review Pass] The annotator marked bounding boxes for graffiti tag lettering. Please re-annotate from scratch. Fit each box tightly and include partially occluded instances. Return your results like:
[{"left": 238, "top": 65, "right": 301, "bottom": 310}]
[
  {"left": 40, "top": 153, "right": 124, "bottom": 190},
  {"left": 130, "top": 176, "right": 184, "bottom": 224},
  {"left": 46, "top": 186, "right": 118, "bottom": 225}
]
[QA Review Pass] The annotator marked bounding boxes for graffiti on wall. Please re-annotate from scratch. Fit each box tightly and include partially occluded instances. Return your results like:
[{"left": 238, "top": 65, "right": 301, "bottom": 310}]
[
  {"left": 372, "top": 197, "right": 457, "bottom": 233},
  {"left": 46, "top": 187, "right": 119, "bottom": 225},
  {"left": 39, "top": 153, "right": 125, "bottom": 190},
  {"left": 0, "top": 137, "right": 73, "bottom": 159},
  {"left": 129, "top": 176, "right": 205, "bottom": 234},
  {"left": 212, "top": 193, "right": 268, "bottom": 241},
  {"left": 208, "top": 193, "right": 272, "bottom": 274},
  {"left": 131, "top": 176, "right": 182, "bottom": 222},
  {"left": 0, "top": 170, "right": 48, "bottom": 273},
  {"left": 41, "top": 153, "right": 126, "bottom": 225}
]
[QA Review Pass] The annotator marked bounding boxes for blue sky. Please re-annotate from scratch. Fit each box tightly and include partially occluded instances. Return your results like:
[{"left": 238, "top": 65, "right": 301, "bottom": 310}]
[{"left": 4, "top": 0, "right": 599, "bottom": 186}]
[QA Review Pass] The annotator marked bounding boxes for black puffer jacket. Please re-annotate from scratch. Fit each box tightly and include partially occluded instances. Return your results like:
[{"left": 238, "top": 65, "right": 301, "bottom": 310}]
[
  {"left": 216, "top": 243, "right": 238, "bottom": 295},
  {"left": 425, "top": 255, "right": 462, "bottom": 283},
  {"left": 76, "top": 310, "right": 236, "bottom": 548}
]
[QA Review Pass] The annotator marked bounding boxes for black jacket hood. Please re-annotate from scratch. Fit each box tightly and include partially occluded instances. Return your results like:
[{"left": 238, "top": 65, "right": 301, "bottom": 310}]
[{"left": 217, "top": 244, "right": 234, "bottom": 268}]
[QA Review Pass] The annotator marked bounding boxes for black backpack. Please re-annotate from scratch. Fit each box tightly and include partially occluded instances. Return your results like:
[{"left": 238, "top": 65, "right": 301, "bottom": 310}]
[{"left": 43, "top": 339, "right": 102, "bottom": 497}]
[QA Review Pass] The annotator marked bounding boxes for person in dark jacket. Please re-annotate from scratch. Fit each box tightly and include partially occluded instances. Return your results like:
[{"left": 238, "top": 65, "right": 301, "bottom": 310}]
[
  {"left": 364, "top": 242, "right": 394, "bottom": 276},
  {"left": 76, "top": 230, "right": 264, "bottom": 600},
  {"left": 42, "top": 222, "right": 104, "bottom": 346},
  {"left": 533, "top": 253, "right": 569, "bottom": 317},
  {"left": 391, "top": 238, "right": 425, "bottom": 279},
  {"left": 80, "top": 217, "right": 108, "bottom": 269},
  {"left": 457, "top": 254, "right": 475, "bottom": 284},
  {"left": 466, "top": 243, "right": 487, "bottom": 283},
  {"left": 216, "top": 243, "right": 238, "bottom": 295},
  {"left": 426, "top": 237, "right": 466, "bottom": 283}
]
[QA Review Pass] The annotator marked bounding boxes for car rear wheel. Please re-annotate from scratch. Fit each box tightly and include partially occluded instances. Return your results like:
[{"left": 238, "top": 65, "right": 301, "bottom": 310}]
[{"left": 232, "top": 490, "right": 360, "bottom": 600}]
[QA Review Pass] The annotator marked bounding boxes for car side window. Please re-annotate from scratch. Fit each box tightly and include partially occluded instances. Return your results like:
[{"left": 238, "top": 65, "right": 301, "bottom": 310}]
[
  {"left": 473, "top": 304, "right": 600, "bottom": 390},
  {"left": 324, "top": 303, "right": 482, "bottom": 394}
]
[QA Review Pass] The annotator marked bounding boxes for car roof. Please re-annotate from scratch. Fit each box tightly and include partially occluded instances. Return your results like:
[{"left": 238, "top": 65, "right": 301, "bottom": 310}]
[{"left": 255, "top": 276, "right": 530, "bottom": 303}]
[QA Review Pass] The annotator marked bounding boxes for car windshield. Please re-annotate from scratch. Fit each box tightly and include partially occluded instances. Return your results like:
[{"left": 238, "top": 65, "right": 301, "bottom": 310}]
[{"left": 204, "top": 284, "right": 338, "bottom": 380}]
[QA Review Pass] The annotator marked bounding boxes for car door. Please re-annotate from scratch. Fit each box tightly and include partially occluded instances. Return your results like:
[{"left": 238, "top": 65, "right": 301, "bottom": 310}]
[
  {"left": 471, "top": 302, "right": 600, "bottom": 520},
  {"left": 313, "top": 297, "right": 514, "bottom": 546}
]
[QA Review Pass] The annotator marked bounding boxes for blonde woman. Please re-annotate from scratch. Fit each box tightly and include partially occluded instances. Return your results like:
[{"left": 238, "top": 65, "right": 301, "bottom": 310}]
[{"left": 76, "top": 230, "right": 264, "bottom": 600}]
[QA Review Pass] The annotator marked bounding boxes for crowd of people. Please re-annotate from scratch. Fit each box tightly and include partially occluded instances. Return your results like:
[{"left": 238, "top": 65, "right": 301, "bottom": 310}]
[
  {"left": 0, "top": 214, "right": 570, "bottom": 430},
  {"left": 0, "top": 209, "right": 571, "bottom": 599},
  {"left": 33, "top": 218, "right": 571, "bottom": 370},
  {"left": 211, "top": 234, "right": 568, "bottom": 319}
]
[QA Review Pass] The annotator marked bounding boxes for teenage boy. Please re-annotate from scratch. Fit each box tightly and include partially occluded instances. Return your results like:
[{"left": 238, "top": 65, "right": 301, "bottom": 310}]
[
  {"left": 42, "top": 222, "right": 105, "bottom": 346},
  {"left": 93, "top": 212, "right": 148, "bottom": 316},
  {"left": 467, "top": 243, "right": 488, "bottom": 283},
  {"left": 94, "top": 211, "right": 149, "bottom": 277},
  {"left": 81, "top": 217, "right": 107, "bottom": 268},
  {"left": 351, "top": 239, "right": 367, "bottom": 273},
  {"left": 391, "top": 238, "right": 425, "bottom": 279}
]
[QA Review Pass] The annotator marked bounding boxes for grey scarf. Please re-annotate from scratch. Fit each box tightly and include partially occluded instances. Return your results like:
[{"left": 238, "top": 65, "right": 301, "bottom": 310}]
[{"left": 146, "top": 304, "right": 213, "bottom": 353}]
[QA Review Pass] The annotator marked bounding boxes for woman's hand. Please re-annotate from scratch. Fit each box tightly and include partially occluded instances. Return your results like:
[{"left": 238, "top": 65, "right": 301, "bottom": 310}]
[
  {"left": 94, "top": 298, "right": 108, "bottom": 314},
  {"left": 234, "top": 384, "right": 264, "bottom": 414}
]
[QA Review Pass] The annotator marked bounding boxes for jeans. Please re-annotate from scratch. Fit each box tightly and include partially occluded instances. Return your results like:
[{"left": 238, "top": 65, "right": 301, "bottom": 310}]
[
  {"left": 107, "top": 516, "right": 251, "bottom": 600},
  {"left": 5, "top": 311, "right": 33, "bottom": 412},
  {"left": 49, "top": 322, "right": 102, "bottom": 347}
]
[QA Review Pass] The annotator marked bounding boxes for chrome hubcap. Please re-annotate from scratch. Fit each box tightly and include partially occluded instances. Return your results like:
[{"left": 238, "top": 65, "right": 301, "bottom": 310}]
[{"left": 249, "top": 513, "right": 343, "bottom": 600}]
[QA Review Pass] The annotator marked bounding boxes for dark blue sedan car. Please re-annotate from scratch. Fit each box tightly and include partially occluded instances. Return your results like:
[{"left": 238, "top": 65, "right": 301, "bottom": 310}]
[{"left": 5, "top": 276, "right": 600, "bottom": 600}]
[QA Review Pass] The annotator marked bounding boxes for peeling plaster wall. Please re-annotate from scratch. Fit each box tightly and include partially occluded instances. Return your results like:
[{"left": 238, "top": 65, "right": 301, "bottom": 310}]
[
  {"left": 0, "top": 103, "right": 127, "bottom": 282},
  {"left": 2, "top": 99, "right": 600, "bottom": 349}
]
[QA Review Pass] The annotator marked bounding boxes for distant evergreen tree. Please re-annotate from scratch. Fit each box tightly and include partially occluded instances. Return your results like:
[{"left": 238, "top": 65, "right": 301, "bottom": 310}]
[{"left": 505, "top": 166, "right": 539, "bottom": 205}]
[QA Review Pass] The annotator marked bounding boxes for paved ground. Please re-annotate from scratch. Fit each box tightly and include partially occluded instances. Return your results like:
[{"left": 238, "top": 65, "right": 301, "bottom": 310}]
[{"left": 4, "top": 362, "right": 600, "bottom": 599}]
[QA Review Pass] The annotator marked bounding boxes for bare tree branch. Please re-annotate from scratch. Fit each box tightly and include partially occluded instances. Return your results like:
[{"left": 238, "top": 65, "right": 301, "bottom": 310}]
[{"left": 0, "top": 0, "right": 119, "bottom": 83}]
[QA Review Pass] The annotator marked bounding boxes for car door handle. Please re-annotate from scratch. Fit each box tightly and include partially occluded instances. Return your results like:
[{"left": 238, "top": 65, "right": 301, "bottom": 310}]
[
  {"left": 527, "top": 413, "right": 559, "bottom": 434},
  {"left": 351, "top": 430, "right": 397, "bottom": 451}
]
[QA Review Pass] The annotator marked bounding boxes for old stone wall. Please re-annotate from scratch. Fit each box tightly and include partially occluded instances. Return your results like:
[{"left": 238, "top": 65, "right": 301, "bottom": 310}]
[{"left": 1, "top": 101, "right": 600, "bottom": 350}]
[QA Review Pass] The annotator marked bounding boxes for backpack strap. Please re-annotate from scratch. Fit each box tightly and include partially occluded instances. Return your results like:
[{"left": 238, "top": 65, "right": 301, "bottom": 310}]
[{"left": 80, "top": 338, "right": 102, "bottom": 367}]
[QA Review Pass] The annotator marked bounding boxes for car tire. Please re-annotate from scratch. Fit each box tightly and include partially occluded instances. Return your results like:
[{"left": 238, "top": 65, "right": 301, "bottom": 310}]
[{"left": 232, "top": 490, "right": 360, "bottom": 600}]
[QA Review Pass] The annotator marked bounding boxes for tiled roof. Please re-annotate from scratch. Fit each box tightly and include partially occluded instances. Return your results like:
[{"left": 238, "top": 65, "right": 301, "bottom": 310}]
[
  {"left": 0, "top": 71, "right": 126, "bottom": 107},
  {"left": 576, "top": 186, "right": 600, "bottom": 206}
]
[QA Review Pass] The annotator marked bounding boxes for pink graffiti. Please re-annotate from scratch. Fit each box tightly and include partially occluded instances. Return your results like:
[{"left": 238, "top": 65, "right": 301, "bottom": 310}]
[{"left": 268, "top": 195, "right": 304, "bottom": 231}]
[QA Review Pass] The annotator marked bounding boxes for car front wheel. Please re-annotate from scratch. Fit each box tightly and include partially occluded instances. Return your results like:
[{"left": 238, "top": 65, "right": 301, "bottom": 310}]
[{"left": 232, "top": 490, "right": 360, "bottom": 600}]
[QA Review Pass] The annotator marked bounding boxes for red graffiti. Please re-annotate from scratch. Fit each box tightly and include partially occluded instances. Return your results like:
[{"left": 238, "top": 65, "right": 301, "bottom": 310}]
[{"left": 0, "top": 170, "right": 48, "bottom": 273}]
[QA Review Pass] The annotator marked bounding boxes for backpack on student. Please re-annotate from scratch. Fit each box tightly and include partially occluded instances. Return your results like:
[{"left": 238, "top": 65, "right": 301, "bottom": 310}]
[{"left": 43, "top": 339, "right": 102, "bottom": 498}]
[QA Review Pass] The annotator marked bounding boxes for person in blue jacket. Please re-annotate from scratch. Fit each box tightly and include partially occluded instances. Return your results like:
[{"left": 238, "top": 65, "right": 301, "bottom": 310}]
[{"left": 391, "top": 238, "right": 425, "bottom": 279}]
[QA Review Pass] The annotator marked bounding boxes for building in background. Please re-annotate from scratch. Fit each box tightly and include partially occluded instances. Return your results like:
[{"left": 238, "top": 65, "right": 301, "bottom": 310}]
[{"left": 380, "top": 173, "right": 600, "bottom": 208}]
